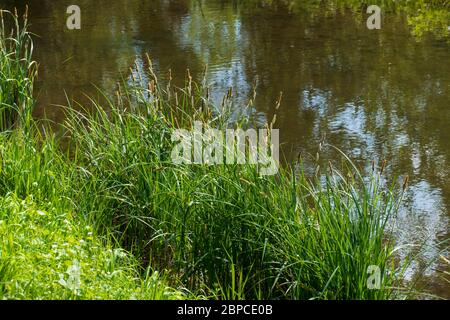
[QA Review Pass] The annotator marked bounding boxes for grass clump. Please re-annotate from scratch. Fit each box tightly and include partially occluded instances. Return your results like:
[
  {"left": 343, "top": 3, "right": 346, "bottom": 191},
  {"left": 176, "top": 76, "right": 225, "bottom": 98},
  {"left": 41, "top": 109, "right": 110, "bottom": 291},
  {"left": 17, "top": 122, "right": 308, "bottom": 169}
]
[
  {"left": 0, "top": 8, "right": 36, "bottom": 131},
  {"left": 57, "top": 62, "right": 407, "bottom": 299}
]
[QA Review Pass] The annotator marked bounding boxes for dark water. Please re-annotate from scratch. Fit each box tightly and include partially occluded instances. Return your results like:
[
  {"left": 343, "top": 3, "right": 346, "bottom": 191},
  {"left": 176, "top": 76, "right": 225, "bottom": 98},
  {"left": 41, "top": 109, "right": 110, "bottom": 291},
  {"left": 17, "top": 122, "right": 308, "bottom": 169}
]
[{"left": 3, "top": 0, "right": 449, "bottom": 298}]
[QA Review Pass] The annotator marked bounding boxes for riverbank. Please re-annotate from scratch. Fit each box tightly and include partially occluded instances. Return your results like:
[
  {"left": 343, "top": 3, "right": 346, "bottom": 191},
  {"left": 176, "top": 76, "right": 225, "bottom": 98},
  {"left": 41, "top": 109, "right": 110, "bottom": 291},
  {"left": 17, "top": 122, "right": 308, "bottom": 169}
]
[{"left": 0, "top": 10, "right": 414, "bottom": 300}]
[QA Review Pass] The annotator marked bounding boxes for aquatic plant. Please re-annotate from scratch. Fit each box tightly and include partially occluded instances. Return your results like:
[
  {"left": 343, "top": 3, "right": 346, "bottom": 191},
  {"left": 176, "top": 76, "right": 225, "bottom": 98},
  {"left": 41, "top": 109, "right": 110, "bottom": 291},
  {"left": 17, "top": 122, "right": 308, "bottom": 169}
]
[{"left": 0, "top": 8, "right": 36, "bottom": 131}]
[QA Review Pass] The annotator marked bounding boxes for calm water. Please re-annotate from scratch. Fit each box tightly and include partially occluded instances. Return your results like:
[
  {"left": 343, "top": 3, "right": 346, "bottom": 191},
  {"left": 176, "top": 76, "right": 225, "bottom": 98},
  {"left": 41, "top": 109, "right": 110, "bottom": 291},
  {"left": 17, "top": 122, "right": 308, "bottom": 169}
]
[{"left": 3, "top": 0, "right": 449, "bottom": 297}]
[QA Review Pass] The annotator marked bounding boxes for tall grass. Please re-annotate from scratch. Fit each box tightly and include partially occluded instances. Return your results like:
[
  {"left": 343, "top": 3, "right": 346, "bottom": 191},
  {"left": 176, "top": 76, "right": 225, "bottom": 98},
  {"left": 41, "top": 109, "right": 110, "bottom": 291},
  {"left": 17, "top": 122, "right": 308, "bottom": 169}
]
[
  {"left": 0, "top": 10, "right": 412, "bottom": 299},
  {"left": 56, "top": 58, "right": 408, "bottom": 299},
  {"left": 0, "top": 193, "right": 185, "bottom": 299},
  {"left": 0, "top": 8, "right": 36, "bottom": 131}
]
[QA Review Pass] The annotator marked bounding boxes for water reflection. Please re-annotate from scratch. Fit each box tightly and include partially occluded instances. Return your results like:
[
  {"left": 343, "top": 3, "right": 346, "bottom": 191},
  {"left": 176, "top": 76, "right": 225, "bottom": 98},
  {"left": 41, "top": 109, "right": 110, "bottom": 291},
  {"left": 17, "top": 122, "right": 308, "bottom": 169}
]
[{"left": 2, "top": 0, "right": 449, "bottom": 297}]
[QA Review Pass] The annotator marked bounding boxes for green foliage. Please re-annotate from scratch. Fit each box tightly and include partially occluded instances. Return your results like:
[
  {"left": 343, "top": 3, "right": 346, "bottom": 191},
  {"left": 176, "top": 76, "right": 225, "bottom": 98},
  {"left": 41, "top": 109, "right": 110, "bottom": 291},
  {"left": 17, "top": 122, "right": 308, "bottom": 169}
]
[
  {"left": 0, "top": 9, "right": 36, "bottom": 131},
  {"left": 50, "top": 62, "right": 407, "bottom": 299},
  {"left": 0, "top": 82, "right": 407, "bottom": 299}
]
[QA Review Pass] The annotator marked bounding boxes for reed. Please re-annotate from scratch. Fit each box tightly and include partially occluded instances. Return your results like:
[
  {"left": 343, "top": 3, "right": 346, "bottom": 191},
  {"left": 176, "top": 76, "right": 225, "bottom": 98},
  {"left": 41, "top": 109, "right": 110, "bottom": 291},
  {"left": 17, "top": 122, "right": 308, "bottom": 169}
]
[
  {"left": 56, "top": 63, "right": 408, "bottom": 299},
  {"left": 0, "top": 8, "right": 36, "bottom": 131}
]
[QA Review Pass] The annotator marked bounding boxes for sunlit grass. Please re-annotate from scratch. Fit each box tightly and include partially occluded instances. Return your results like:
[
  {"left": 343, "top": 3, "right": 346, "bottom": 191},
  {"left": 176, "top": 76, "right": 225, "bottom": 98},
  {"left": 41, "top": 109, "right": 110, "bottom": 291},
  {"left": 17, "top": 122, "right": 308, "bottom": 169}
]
[{"left": 0, "top": 193, "right": 185, "bottom": 300}]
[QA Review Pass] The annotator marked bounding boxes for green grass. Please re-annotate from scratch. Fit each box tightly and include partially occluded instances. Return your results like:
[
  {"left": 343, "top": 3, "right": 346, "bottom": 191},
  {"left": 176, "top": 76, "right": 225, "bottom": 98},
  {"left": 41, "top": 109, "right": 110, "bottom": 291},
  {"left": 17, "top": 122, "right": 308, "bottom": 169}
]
[
  {"left": 0, "top": 8, "right": 36, "bottom": 131},
  {"left": 58, "top": 89, "right": 405, "bottom": 299},
  {"left": 0, "top": 193, "right": 185, "bottom": 300},
  {"left": 0, "top": 9, "right": 414, "bottom": 300}
]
